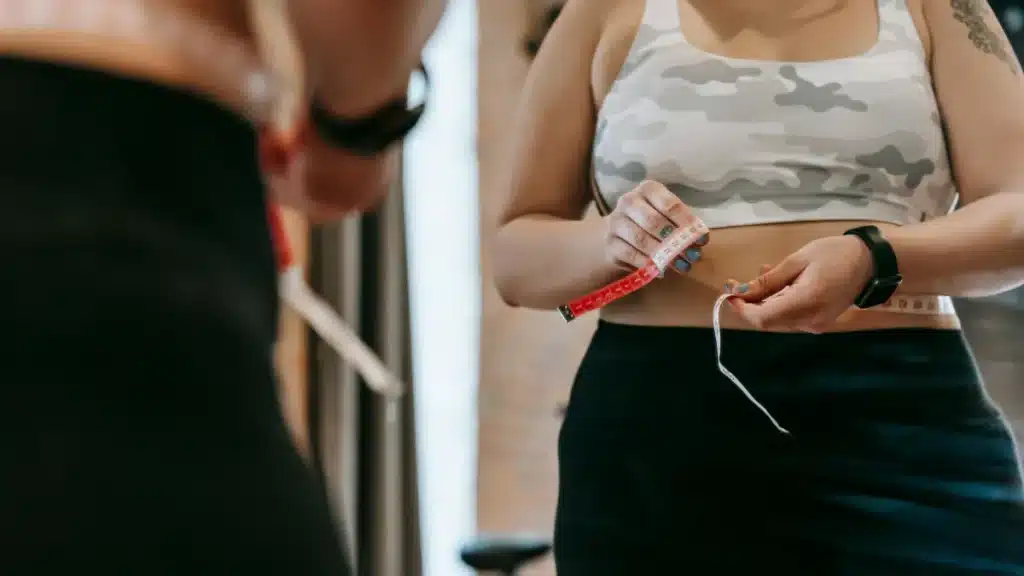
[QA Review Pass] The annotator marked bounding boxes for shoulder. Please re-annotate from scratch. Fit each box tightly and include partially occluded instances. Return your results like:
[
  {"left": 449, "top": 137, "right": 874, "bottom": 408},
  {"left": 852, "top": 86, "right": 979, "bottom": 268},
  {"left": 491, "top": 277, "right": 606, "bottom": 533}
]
[
  {"left": 900, "top": 0, "right": 933, "bottom": 61},
  {"left": 917, "top": 0, "right": 1019, "bottom": 60},
  {"left": 553, "top": 0, "right": 628, "bottom": 33},
  {"left": 591, "top": 0, "right": 647, "bottom": 104},
  {"left": 920, "top": 0, "right": 1020, "bottom": 73}
]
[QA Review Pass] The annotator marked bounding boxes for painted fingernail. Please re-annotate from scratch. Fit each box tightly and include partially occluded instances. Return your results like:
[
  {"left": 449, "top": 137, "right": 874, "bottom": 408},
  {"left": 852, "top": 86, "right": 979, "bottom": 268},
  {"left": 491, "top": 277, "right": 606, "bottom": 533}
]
[
  {"left": 685, "top": 248, "right": 701, "bottom": 262},
  {"left": 659, "top": 225, "right": 674, "bottom": 239},
  {"left": 674, "top": 258, "right": 690, "bottom": 272},
  {"left": 724, "top": 282, "right": 733, "bottom": 293},
  {"left": 736, "top": 283, "right": 749, "bottom": 294},
  {"left": 697, "top": 234, "right": 710, "bottom": 245}
]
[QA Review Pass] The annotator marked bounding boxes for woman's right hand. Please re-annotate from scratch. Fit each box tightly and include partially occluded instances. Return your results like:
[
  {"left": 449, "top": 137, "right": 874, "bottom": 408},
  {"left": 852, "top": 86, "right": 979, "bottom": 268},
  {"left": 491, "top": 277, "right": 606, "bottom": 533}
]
[{"left": 602, "top": 180, "right": 709, "bottom": 274}]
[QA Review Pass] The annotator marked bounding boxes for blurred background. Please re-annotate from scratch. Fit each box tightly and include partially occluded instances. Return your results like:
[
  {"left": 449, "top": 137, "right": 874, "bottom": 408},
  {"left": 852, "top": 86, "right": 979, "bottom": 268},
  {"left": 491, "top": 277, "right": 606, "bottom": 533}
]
[{"left": 273, "top": 1, "right": 1024, "bottom": 575}]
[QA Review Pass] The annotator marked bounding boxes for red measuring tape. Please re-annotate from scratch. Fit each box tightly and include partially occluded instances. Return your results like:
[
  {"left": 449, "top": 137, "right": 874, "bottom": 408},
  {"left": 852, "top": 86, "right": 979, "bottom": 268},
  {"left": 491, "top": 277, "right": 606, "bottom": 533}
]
[
  {"left": 559, "top": 216, "right": 710, "bottom": 322},
  {"left": 266, "top": 201, "right": 294, "bottom": 270}
]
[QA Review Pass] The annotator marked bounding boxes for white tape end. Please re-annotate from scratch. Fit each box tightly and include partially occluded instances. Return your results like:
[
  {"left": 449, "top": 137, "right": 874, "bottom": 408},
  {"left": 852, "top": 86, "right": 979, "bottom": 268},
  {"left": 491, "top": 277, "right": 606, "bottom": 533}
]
[
  {"left": 278, "top": 268, "right": 406, "bottom": 399},
  {"left": 712, "top": 293, "right": 790, "bottom": 435}
]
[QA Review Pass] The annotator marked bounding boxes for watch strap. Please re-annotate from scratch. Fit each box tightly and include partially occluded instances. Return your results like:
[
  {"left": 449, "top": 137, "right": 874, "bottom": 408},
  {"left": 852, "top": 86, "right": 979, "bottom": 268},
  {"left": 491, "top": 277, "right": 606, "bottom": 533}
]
[
  {"left": 843, "top": 225, "right": 902, "bottom": 308},
  {"left": 309, "top": 63, "right": 429, "bottom": 156},
  {"left": 846, "top": 225, "right": 898, "bottom": 279}
]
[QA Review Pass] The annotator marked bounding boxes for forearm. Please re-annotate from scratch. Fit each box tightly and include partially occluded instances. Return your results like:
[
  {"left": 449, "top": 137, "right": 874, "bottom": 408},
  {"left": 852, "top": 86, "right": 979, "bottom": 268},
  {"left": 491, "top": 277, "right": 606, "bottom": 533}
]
[
  {"left": 889, "top": 191, "right": 1024, "bottom": 297},
  {"left": 288, "top": 0, "right": 448, "bottom": 116},
  {"left": 493, "top": 216, "right": 621, "bottom": 309}
]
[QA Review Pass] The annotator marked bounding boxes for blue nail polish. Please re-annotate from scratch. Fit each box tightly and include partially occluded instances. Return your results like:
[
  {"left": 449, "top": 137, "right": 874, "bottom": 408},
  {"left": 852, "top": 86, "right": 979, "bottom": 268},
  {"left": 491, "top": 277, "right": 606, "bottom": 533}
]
[
  {"left": 737, "top": 283, "right": 749, "bottom": 294},
  {"left": 674, "top": 258, "right": 690, "bottom": 272},
  {"left": 724, "top": 282, "right": 732, "bottom": 293},
  {"left": 659, "top": 225, "right": 674, "bottom": 239},
  {"left": 698, "top": 234, "right": 710, "bottom": 244},
  {"left": 685, "top": 248, "right": 701, "bottom": 262}
]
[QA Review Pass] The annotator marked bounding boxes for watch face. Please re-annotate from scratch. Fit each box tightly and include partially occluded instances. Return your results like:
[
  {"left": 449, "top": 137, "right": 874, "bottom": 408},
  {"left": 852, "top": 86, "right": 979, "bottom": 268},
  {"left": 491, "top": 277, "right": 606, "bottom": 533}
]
[
  {"left": 876, "top": 274, "right": 904, "bottom": 289},
  {"left": 857, "top": 275, "right": 902, "bottom": 308}
]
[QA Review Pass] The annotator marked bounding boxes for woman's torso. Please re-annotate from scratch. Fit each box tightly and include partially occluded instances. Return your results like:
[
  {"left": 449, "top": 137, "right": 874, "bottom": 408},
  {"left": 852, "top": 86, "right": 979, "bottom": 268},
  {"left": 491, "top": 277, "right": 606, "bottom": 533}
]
[
  {"left": 0, "top": 0, "right": 283, "bottom": 123},
  {"left": 591, "top": 0, "right": 961, "bottom": 332},
  {"left": 0, "top": 0, "right": 282, "bottom": 336}
]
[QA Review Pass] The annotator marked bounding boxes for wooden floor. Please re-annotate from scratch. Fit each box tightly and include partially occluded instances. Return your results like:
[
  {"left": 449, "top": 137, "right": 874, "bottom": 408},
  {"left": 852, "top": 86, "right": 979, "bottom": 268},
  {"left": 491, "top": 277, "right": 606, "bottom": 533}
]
[{"left": 956, "top": 289, "right": 1024, "bottom": 446}]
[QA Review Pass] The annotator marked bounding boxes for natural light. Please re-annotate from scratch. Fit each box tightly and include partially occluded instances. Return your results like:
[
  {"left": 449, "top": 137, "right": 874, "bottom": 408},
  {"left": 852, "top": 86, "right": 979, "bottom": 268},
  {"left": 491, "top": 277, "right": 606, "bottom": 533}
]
[{"left": 403, "top": 1, "right": 480, "bottom": 575}]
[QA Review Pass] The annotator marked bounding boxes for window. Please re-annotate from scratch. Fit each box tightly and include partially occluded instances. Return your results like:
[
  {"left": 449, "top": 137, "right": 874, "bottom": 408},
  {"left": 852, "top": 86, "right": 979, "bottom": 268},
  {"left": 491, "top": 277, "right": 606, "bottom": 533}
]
[{"left": 403, "top": 1, "right": 480, "bottom": 574}]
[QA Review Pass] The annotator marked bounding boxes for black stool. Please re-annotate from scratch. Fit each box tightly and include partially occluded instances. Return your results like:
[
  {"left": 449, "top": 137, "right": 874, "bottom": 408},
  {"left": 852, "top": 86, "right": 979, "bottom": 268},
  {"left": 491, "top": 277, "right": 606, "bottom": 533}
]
[{"left": 460, "top": 535, "right": 552, "bottom": 575}]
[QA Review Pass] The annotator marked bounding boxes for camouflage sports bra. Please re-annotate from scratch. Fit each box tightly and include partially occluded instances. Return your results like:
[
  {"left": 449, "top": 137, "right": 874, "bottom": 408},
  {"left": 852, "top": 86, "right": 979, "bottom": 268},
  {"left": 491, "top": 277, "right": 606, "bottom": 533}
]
[{"left": 592, "top": 0, "right": 957, "bottom": 228}]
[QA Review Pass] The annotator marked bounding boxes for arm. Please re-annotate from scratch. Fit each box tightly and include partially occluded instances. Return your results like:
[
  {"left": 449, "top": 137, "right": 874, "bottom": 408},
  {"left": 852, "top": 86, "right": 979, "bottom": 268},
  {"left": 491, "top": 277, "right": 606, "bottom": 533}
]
[
  {"left": 887, "top": 0, "right": 1024, "bottom": 298},
  {"left": 258, "top": 0, "right": 446, "bottom": 217},
  {"left": 288, "top": 0, "right": 449, "bottom": 116},
  {"left": 492, "top": 0, "right": 621, "bottom": 309}
]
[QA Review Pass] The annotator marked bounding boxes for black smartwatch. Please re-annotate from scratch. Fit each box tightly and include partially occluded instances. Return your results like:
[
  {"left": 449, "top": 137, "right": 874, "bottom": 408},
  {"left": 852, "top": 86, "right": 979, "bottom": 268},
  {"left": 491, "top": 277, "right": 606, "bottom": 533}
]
[
  {"left": 309, "top": 63, "right": 429, "bottom": 156},
  {"left": 843, "top": 225, "right": 902, "bottom": 309}
]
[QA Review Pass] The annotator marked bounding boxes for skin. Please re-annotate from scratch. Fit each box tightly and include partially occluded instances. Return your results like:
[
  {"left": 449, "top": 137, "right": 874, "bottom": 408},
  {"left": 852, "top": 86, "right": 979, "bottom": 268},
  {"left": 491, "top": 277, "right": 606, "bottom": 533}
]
[
  {"left": 0, "top": 0, "right": 448, "bottom": 216},
  {"left": 493, "top": 0, "right": 1024, "bottom": 333}
]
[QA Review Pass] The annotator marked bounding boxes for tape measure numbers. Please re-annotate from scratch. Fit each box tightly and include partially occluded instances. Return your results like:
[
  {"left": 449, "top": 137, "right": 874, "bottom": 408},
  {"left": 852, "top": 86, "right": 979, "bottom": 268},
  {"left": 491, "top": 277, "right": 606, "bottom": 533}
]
[{"left": 559, "top": 218, "right": 711, "bottom": 322}]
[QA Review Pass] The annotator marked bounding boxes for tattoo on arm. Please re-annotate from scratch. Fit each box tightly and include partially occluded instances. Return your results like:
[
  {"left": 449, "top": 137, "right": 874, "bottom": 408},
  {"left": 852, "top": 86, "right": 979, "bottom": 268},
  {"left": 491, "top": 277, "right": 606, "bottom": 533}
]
[{"left": 951, "top": 0, "right": 1019, "bottom": 75}]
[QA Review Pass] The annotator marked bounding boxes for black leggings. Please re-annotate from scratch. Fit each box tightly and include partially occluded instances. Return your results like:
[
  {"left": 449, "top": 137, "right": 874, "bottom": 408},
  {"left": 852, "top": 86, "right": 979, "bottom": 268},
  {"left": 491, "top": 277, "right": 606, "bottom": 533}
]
[
  {"left": 0, "top": 58, "right": 349, "bottom": 575},
  {"left": 556, "top": 321, "right": 1024, "bottom": 575}
]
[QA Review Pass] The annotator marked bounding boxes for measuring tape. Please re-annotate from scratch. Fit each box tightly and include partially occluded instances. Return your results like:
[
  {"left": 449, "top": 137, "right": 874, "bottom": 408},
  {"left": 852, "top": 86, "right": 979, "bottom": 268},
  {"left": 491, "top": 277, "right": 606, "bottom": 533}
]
[
  {"left": 558, "top": 217, "right": 711, "bottom": 322},
  {"left": 0, "top": 1, "right": 402, "bottom": 400},
  {"left": 558, "top": 217, "right": 953, "bottom": 435},
  {"left": 867, "top": 294, "right": 955, "bottom": 315},
  {"left": 557, "top": 216, "right": 953, "bottom": 321},
  {"left": 268, "top": 205, "right": 406, "bottom": 406}
]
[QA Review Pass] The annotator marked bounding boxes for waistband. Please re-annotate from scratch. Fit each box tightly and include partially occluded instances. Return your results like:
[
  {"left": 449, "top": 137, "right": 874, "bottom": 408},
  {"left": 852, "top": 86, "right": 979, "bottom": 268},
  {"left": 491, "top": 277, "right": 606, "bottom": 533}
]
[
  {"left": 593, "top": 319, "right": 961, "bottom": 342},
  {"left": 0, "top": 0, "right": 287, "bottom": 125},
  {"left": 0, "top": 54, "right": 267, "bottom": 247}
]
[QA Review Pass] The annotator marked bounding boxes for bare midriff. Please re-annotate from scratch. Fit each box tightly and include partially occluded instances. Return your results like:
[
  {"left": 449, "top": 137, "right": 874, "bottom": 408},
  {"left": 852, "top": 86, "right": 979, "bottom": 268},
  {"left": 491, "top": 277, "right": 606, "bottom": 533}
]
[
  {"left": 594, "top": 0, "right": 955, "bottom": 333},
  {"left": 600, "top": 219, "right": 961, "bottom": 332},
  {"left": 0, "top": 0, "right": 278, "bottom": 121}
]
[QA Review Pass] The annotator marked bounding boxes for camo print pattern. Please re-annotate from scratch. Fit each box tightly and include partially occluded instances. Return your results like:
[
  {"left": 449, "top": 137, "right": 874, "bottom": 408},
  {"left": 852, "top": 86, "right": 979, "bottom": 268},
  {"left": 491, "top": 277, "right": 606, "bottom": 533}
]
[{"left": 593, "top": 0, "right": 958, "bottom": 228}]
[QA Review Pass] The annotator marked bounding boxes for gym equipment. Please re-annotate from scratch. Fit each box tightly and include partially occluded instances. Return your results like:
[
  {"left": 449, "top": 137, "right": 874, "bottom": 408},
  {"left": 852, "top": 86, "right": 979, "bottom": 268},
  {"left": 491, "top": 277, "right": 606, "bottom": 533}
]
[{"left": 460, "top": 535, "right": 552, "bottom": 575}]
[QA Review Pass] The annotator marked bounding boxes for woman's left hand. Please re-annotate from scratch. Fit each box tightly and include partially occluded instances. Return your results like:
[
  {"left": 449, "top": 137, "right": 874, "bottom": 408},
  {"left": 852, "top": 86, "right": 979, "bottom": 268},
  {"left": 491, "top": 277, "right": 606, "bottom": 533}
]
[
  {"left": 259, "top": 116, "right": 398, "bottom": 223},
  {"left": 724, "top": 235, "right": 875, "bottom": 333}
]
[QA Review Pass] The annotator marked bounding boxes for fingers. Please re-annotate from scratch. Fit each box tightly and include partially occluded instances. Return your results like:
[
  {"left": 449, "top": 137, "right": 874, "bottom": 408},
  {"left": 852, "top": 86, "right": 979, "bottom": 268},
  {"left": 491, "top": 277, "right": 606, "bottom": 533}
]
[
  {"left": 636, "top": 180, "right": 693, "bottom": 228},
  {"left": 669, "top": 245, "right": 703, "bottom": 275},
  {"left": 731, "top": 291, "right": 818, "bottom": 331},
  {"left": 637, "top": 181, "right": 709, "bottom": 272},
  {"left": 727, "top": 262, "right": 836, "bottom": 332},
  {"left": 605, "top": 234, "right": 649, "bottom": 270},
  {"left": 620, "top": 192, "right": 678, "bottom": 249},
  {"left": 731, "top": 285, "right": 832, "bottom": 333},
  {"left": 608, "top": 209, "right": 662, "bottom": 262},
  {"left": 666, "top": 232, "right": 711, "bottom": 274},
  {"left": 613, "top": 180, "right": 708, "bottom": 275},
  {"left": 727, "top": 254, "right": 805, "bottom": 302},
  {"left": 607, "top": 210, "right": 704, "bottom": 274}
]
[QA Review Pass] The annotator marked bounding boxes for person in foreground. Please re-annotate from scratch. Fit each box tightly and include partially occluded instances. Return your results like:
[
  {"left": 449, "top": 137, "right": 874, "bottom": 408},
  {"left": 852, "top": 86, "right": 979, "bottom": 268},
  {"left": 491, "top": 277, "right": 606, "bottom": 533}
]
[
  {"left": 0, "top": 0, "right": 445, "bottom": 574},
  {"left": 493, "top": 0, "right": 1024, "bottom": 573}
]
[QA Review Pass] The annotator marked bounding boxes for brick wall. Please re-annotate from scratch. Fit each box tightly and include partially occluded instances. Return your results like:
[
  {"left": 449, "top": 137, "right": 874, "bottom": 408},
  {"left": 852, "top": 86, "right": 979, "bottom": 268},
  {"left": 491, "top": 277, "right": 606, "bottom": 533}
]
[{"left": 477, "top": 2, "right": 593, "bottom": 575}]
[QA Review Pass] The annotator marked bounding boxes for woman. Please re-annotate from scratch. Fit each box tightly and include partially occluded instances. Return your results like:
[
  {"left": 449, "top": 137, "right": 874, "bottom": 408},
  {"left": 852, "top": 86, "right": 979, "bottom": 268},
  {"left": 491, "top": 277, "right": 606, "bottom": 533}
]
[
  {"left": 494, "top": 0, "right": 1024, "bottom": 573},
  {"left": 0, "top": 0, "right": 443, "bottom": 573}
]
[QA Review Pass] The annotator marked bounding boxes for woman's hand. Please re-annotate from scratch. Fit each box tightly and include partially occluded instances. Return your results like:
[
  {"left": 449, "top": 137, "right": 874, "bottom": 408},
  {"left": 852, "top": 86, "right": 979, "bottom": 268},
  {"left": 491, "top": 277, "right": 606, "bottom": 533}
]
[
  {"left": 259, "top": 119, "right": 398, "bottom": 222},
  {"left": 725, "top": 235, "right": 874, "bottom": 333},
  {"left": 602, "top": 180, "right": 709, "bottom": 274}
]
